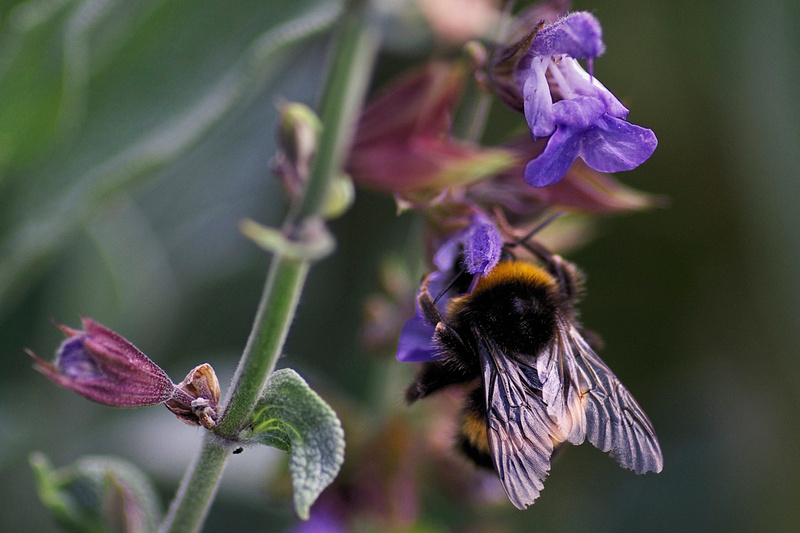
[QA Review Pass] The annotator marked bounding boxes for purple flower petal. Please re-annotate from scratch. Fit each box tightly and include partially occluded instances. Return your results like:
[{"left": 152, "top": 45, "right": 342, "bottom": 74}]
[
  {"left": 523, "top": 59, "right": 555, "bottom": 137},
  {"left": 555, "top": 58, "right": 629, "bottom": 118},
  {"left": 292, "top": 501, "right": 346, "bottom": 533},
  {"left": 524, "top": 126, "right": 582, "bottom": 187},
  {"left": 579, "top": 115, "right": 658, "bottom": 173},
  {"left": 433, "top": 237, "right": 461, "bottom": 272},
  {"left": 396, "top": 272, "right": 447, "bottom": 363},
  {"left": 396, "top": 314, "right": 438, "bottom": 362},
  {"left": 552, "top": 96, "right": 604, "bottom": 131},
  {"left": 529, "top": 12, "right": 605, "bottom": 59},
  {"left": 461, "top": 215, "right": 503, "bottom": 276},
  {"left": 525, "top": 95, "right": 658, "bottom": 186},
  {"left": 58, "top": 337, "right": 104, "bottom": 378}
]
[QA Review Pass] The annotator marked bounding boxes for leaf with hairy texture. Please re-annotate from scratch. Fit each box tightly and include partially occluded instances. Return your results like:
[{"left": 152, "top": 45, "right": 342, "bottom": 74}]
[{"left": 240, "top": 368, "right": 345, "bottom": 520}]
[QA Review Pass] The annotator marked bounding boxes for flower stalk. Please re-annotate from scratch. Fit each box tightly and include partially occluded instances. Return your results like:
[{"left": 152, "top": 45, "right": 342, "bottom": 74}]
[{"left": 158, "top": 3, "right": 381, "bottom": 532}]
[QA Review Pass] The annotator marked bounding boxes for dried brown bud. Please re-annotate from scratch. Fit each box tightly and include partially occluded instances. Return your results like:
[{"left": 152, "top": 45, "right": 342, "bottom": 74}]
[{"left": 165, "top": 363, "right": 221, "bottom": 429}]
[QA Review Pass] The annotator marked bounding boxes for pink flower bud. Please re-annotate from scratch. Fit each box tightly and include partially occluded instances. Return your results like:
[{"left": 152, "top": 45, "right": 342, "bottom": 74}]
[
  {"left": 27, "top": 318, "right": 176, "bottom": 408},
  {"left": 347, "top": 62, "right": 514, "bottom": 195}
]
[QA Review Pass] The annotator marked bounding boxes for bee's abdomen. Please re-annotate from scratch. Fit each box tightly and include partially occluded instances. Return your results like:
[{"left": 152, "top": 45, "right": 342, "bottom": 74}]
[{"left": 458, "top": 387, "right": 494, "bottom": 470}]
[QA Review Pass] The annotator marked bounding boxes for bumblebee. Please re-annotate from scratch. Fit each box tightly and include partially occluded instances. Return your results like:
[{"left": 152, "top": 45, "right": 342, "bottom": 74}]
[{"left": 406, "top": 247, "right": 663, "bottom": 509}]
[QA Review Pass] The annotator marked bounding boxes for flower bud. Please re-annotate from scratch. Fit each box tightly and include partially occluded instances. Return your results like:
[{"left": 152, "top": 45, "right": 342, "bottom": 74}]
[
  {"left": 346, "top": 62, "right": 514, "bottom": 197},
  {"left": 27, "top": 318, "right": 176, "bottom": 408},
  {"left": 165, "top": 363, "right": 221, "bottom": 429},
  {"left": 273, "top": 102, "right": 322, "bottom": 202}
]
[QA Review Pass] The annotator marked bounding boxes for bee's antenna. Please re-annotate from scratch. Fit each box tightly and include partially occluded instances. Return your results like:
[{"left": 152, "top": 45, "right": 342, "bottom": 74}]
[
  {"left": 509, "top": 211, "right": 566, "bottom": 248},
  {"left": 433, "top": 268, "right": 470, "bottom": 304}
]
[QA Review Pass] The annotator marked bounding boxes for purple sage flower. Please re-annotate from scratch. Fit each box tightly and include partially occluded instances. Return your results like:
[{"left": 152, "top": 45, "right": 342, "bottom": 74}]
[
  {"left": 27, "top": 318, "right": 177, "bottom": 407},
  {"left": 489, "top": 9, "right": 657, "bottom": 188},
  {"left": 396, "top": 216, "right": 503, "bottom": 362},
  {"left": 519, "top": 12, "right": 657, "bottom": 187}
]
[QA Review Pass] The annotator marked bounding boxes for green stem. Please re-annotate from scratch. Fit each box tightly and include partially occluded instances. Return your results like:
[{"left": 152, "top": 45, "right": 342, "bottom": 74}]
[
  {"left": 292, "top": 0, "right": 379, "bottom": 222},
  {"left": 159, "top": 3, "right": 380, "bottom": 532},
  {"left": 457, "top": 85, "right": 493, "bottom": 144},
  {"left": 216, "top": 256, "right": 309, "bottom": 437},
  {"left": 158, "top": 435, "right": 230, "bottom": 533}
]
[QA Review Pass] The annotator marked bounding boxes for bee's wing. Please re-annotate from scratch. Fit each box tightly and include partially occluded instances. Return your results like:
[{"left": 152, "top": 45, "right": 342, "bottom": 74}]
[
  {"left": 475, "top": 327, "right": 561, "bottom": 509},
  {"left": 536, "top": 320, "right": 589, "bottom": 445},
  {"left": 553, "top": 318, "right": 664, "bottom": 474}
]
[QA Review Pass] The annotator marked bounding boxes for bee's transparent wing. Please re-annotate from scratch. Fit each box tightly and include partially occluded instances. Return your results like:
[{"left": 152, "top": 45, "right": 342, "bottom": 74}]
[
  {"left": 536, "top": 320, "right": 589, "bottom": 444},
  {"left": 476, "top": 328, "right": 561, "bottom": 509},
  {"left": 545, "top": 318, "right": 664, "bottom": 474}
]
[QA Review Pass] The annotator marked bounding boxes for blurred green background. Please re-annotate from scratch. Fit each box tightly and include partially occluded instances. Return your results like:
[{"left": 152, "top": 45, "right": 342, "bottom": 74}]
[{"left": 1, "top": 0, "right": 799, "bottom": 531}]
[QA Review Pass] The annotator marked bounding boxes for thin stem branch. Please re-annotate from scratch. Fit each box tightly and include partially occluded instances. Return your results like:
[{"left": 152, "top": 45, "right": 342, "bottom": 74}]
[
  {"left": 292, "top": 0, "right": 379, "bottom": 222},
  {"left": 158, "top": 2, "right": 380, "bottom": 532},
  {"left": 158, "top": 435, "right": 231, "bottom": 533},
  {"left": 216, "top": 256, "right": 309, "bottom": 437}
]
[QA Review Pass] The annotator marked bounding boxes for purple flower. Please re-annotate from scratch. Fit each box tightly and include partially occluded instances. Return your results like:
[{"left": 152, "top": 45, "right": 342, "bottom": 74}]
[
  {"left": 458, "top": 214, "right": 503, "bottom": 276},
  {"left": 503, "top": 11, "right": 657, "bottom": 187},
  {"left": 396, "top": 216, "right": 502, "bottom": 362},
  {"left": 27, "top": 318, "right": 177, "bottom": 407},
  {"left": 396, "top": 271, "right": 447, "bottom": 363},
  {"left": 292, "top": 500, "right": 346, "bottom": 533}
]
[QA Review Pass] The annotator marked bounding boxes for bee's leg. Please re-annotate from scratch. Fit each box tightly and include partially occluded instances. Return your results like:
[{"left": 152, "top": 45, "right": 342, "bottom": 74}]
[
  {"left": 548, "top": 254, "right": 584, "bottom": 305},
  {"left": 405, "top": 360, "right": 464, "bottom": 402},
  {"left": 522, "top": 240, "right": 584, "bottom": 305},
  {"left": 434, "top": 322, "right": 472, "bottom": 362},
  {"left": 418, "top": 281, "right": 444, "bottom": 325},
  {"left": 406, "top": 323, "right": 476, "bottom": 403}
]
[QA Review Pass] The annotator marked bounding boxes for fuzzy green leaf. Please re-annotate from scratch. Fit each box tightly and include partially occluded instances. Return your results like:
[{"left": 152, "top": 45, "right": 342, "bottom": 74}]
[{"left": 240, "top": 368, "right": 344, "bottom": 520}]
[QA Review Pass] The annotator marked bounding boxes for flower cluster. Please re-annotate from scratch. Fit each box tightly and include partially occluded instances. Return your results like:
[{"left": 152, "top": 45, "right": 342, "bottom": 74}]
[
  {"left": 351, "top": 2, "right": 660, "bottom": 365},
  {"left": 350, "top": 0, "right": 664, "bottom": 515},
  {"left": 349, "top": 3, "right": 657, "bottom": 210}
]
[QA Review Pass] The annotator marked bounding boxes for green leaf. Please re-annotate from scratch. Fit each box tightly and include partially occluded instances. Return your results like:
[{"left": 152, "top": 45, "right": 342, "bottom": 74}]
[
  {"left": 239, "top": 217, "right": 336, "bottom": 261},
  {"left": 30, "top": 451, "right": 162, "bottom": 533},
  {"left": 240, "top": 368, "right": 345, "bottom": 520}
]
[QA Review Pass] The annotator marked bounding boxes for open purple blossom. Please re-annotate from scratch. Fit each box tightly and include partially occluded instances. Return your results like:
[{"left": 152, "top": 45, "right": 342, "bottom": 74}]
[
  {"left": 396, "top": 216, "right": 502, "bottom": 363},
  {"left": 27, "top": 318, "right": 177, "bottom": 407},
  {"left": 500, "top": 11, "right": 657, "bottom": 187}
]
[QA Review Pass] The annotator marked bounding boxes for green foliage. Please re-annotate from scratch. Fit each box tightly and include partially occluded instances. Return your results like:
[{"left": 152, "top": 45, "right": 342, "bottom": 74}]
[
  {"left": 240, "top": 368, "right": 345, "bottom": 520},
  {"left": 0, "top": 0, "right": 340, "bottom": 325},
  {"left": 30, "top": 452, "right": 162, "bottom": 533}
]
